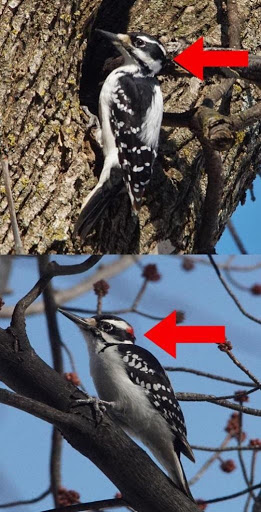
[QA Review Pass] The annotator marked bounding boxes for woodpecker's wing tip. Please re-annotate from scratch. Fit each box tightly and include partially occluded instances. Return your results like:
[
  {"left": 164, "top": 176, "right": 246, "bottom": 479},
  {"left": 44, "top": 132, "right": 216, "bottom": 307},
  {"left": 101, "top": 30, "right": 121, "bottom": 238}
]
[{"left": 184, "top": 441, "right": 196, "bottom": 463}]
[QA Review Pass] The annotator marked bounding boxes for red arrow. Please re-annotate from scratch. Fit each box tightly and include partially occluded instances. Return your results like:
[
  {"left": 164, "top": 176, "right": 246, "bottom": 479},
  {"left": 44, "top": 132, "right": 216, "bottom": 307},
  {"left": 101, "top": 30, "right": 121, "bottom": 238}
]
[
  {"left": 173, "top": 37, "right": 249, "bottom": 80},
  {"left": 144, "top": 311, "right": 226, "bottom": 358}
]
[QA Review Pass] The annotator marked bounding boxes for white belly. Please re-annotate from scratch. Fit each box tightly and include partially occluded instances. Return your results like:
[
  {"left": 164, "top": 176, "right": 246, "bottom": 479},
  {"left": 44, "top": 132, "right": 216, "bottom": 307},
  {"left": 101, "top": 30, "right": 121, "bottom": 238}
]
[{"left": 89, "top": 344, "right": 174, "bottom": 446}]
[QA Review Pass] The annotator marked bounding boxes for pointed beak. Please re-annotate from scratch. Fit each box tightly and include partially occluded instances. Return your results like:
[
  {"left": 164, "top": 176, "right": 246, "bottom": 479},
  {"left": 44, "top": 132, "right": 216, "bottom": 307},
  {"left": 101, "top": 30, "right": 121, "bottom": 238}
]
[
  {"left": 58, "top": 308, "right": 97, "bottom": 330},
  {"left": 96, "top": 29, "right": 131, "bottom": 49}
]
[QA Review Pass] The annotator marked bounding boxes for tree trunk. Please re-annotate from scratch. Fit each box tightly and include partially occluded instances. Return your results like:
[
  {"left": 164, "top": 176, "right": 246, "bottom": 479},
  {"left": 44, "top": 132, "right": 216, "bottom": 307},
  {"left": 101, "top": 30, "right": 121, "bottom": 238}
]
[{"left": 0, "top": 0, "right": 260, "bottom": 254}]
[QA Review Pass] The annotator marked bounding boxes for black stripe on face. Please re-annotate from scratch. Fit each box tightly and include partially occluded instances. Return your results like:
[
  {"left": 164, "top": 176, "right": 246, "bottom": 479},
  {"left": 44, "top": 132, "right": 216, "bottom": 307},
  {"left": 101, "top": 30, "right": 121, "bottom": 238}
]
[
  {"left": 94, "top": 315, "right": 136, "bottom": 343},
  {"left": 130, "top": 33, "right": 166, "bottom": 67}
]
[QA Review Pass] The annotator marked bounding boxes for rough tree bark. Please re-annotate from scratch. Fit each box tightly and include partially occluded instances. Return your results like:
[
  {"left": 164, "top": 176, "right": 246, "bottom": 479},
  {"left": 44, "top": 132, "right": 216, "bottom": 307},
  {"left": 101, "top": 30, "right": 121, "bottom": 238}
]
[{"left": 0, "top": 0, "right": 260, "bottom": 254}]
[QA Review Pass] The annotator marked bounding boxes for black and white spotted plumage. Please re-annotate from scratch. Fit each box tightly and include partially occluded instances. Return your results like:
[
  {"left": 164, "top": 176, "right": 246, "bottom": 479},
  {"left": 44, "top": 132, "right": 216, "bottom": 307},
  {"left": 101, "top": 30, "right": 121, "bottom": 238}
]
[
  {"left": 58, "top": 310, "right": 195, "bottom": 500},
  {"left": 110, "top": 74, "right": 159, "bottom": 211},
  {"left": 74, "top": 30, "right": 166, "bottom": 239},
  {"left": 117, "top": 344, "right": 194, "bottom": 461}
]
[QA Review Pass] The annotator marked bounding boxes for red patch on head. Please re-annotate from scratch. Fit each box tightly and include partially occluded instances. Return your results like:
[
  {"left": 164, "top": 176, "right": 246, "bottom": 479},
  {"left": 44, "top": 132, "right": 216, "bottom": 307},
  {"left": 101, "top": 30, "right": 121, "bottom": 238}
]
[{"left": 126, "top": 326, "right": 135, "bottom": 336}]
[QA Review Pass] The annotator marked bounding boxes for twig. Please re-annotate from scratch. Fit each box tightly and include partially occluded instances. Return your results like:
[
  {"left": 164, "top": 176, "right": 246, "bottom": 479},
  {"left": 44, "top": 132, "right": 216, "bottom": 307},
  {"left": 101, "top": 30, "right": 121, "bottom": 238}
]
[
  {"left": 50, "top": 428, "right": 63, "bottom": 506},
  {"left": 188, "top": 435, "right": 231, "bottom": 486},
  {"left": 11, "top": 256, "right": 102, "bottom": 346},
  {"left": 183, "top": 387, "right": 258, "bottom": 402},
  {"left": 195, "top": 146, "right": 223, "bottom": 253},
  {"left": 0, "top": 488, "right": 51, "bottom": 508},
  {"left": 0, "top": 388, "right": 76, "bottom": 427},
  {"left": 205, "top": 483, "right": 261, "bottom": 504},
  {"left": 227, "top": 0, "right": 241, "bottom": 48},
  {"left": 132, "top": 280, "right": 148, "bottom": 309},
  {"left": 223, "top": 350, "right": 261, "bottom": 388},
  {"left": 40, "top": 497, "right": 127, "bottom": 512},
  {"left": 176, "top": 392, "right": 261, "bottom": 416},
  {"left": 231, "top": 102, "right": 261, "bottom": 131},
  {"left": 165, "top": 367, "right": 253, "bottom": 387},
  {"left": 223, "top": 267, "right": 250, "bottom": 291},
  {"left": 97, "top": 294, "right": 102, "bottom": 315},
  {"left": 237, "top": 411, "right": 253, "bottom": 498},
  {"left": 1, "top": 154, "right": 24, "bottom": 254},
  {"left": 208, "top": 255, "right": 261, "bottom": 325},
  {"left": 227, "top": 220, "right": 248, "bottom": 254},
  {"left": 244, "top": 450, "right": 258, "bottom": 512},
  {"left": 0, "top": 256, "right": 137, "bottom": 318},
  {"left": 191, "top": 445, "right": 261, "bottom": 452},
  {"left": 179, "top": 257, "right": 261, "bottom": 272}
]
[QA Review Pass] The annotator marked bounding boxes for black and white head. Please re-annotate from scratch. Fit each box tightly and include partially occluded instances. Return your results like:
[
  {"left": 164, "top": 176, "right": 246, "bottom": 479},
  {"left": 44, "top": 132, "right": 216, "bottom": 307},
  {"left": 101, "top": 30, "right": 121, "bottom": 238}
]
[
  {"left": 58, "top": 309, "right": 136, "bottom": 347},
  {"left": 97, "top": 29, "right": 166, "bottom": 76}
]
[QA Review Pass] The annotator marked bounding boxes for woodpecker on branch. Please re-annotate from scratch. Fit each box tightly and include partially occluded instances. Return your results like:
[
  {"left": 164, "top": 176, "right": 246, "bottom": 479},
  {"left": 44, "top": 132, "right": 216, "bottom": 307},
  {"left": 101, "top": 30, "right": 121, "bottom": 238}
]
[{"left": 58, "top": 309, "right": 195, "bottom": 500}]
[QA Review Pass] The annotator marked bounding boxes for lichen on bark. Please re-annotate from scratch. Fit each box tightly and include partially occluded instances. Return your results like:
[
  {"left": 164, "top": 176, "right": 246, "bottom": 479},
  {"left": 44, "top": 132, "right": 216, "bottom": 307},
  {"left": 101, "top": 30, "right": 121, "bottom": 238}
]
[{"left": 0, "top": 0, "right": 260, "bottom": 254}]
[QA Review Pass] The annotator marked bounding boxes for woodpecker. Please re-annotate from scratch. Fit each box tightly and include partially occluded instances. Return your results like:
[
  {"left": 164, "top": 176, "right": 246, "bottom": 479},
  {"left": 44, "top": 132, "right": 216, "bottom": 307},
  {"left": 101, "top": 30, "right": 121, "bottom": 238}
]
[
  {"left": 74, "top": 30, "right": 166, "bottom": 240},
  {"left": 58, "top": 309, "right": 195, "bottom": 499}
]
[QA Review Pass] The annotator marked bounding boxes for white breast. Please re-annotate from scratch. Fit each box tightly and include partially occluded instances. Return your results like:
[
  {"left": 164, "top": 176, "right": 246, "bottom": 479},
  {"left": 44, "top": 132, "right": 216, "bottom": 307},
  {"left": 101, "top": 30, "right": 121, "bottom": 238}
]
[
  {"left": 139, "top": 84, "right": 163, "bottom": 148},
  {"left": 86, "top": 339, "right": 173, "bottom": 443},
  {"left": 99, "top": 64, "right": 139, "bottom": 158}
]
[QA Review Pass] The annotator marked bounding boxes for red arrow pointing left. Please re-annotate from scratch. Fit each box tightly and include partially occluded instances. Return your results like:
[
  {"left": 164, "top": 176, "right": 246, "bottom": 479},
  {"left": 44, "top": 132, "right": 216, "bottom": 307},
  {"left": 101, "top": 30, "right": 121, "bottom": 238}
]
[
  {"left": 144, "top": 311, "right": 226, "bottom": 358},
  {"left": 173, "top": 37, "right": 249, "bottom": 80}
]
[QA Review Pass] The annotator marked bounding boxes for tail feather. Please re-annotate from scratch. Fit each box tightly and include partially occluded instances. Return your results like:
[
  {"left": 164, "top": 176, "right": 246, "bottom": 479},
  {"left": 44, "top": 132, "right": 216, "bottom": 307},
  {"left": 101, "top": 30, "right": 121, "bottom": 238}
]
[
  {"left": 73, "top": 176, "right": 123, "bottom": 240},
  {"left": 170, "top": 451, "right": 194, "bottom": 501}
]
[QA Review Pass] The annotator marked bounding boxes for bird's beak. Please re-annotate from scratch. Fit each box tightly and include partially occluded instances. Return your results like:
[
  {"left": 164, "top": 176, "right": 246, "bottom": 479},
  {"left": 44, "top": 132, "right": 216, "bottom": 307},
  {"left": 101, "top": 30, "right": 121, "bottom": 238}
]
[
  {"left": 58, "top": 308, "right": 97, "bottom": 330},
  {"left": 96, "top": 29, "right": 132, "bottom": 50}
]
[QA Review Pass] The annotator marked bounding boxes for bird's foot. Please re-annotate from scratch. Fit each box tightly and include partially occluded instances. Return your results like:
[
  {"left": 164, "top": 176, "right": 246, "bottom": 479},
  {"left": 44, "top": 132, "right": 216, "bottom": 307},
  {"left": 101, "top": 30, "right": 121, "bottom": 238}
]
[
  {"left": 72, "top": 395, "right": 112, "bottom": 424},
  {"left": 81, "top": 106, "right": 103, "bottom": 146}
]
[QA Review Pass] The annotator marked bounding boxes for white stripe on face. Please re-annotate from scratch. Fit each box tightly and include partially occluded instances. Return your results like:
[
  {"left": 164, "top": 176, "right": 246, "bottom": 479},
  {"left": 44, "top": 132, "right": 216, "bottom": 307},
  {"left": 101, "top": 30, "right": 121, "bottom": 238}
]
[
  {"left": 100, "top": 331, "right": 133, "bottom": 344},
  {"left": 104, "top": 319, "right": 132, "bottom": 330},
  {"left": 138, "top": 35, "right": 166, "bottom": 56}
]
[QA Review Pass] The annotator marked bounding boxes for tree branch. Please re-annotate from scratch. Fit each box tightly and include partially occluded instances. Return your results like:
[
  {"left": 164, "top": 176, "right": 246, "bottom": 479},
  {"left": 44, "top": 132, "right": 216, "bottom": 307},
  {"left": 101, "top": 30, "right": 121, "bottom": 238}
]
[
  {"left": 41, "top": 497, "right": 127, "bottom": 512},
  {"left": 208, "top": 255, "right": 261, "bottom": 325},
  {"left": 165, "top": 366, "right": 254, "bottom": 387},
  {"left": 205, "top": 483, "right": 261, "bottom": 504},
  {"left": 176, "top": 392, "right": 261, "bottom": 416},
  {"left": 0, "top": 488, "right": 51, "bottom": 509},
  {"left": 192, "top": 445, "right": 261, "bottom": 452},
  {"left": 0, "top": 256, "right": 137, "bottom": 318}
]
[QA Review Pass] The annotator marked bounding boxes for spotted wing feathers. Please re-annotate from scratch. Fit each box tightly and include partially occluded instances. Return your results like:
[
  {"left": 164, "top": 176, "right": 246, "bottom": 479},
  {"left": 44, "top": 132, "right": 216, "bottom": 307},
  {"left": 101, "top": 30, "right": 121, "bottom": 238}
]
[
  {"left": 117, "top": 344, "right": 195, "bottom": 462},
  {"left": 110, "top": 74, "right": 158, "bottom": 212}
]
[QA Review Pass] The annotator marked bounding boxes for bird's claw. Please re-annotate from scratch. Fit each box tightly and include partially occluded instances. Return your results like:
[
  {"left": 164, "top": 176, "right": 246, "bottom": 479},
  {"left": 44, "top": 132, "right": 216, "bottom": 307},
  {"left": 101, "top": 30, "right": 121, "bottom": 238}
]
[{"left": 71, "top": 396, "right": 108, "bottom": 424}]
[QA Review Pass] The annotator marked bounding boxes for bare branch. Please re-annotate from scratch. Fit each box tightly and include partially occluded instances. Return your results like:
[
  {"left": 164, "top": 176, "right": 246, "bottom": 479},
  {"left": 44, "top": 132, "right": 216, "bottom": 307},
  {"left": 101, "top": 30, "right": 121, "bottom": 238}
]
[
  {"left": 0, "top": 488, "right": 51, "bottom": 509},
  {"left": 189, "top": 435, "right": 231, "bottom": 486},
  {"left": 208, "top": 255, "right": 261, "bottom": 325},
  {"left": 205, "top": 483, "right": 261, "bottom": 504},
  {"left": 192, "top": 445, "right": 261, "bottom": 452},
  {"left": 227, "top": 0, "right": 241, "bottom": 48},
  {"left": 243, "top": 450, "right": 258, "bottom": 512},
  {"left": 222, "top": 350, "right": 261, "bottom": 389},
  {"left": 237, "top": 412, "right": 253, "bottom": 498},
  {"left": 227, "top": 219, "right": 248, "bottom": 254},
  {"left": 165, "top": 366, "right": 253, "bottom": 387},
  {"left": 0, "top": 256, "right": 137, "bottom": 318},
  {"left": 0, "top": 154, "right": 24, "bottom": 254},
  {"left": 176, "top": 392, "right": 261, "bottom": 416},
  {"left": 180, "top": 257, "right": 261, "bottom": 272},
  {"left": 38, "top": 256, "right": 64, "bottom": 506},
  {"left": 196, "top": 147, "right": 223, "bottom": 253},
  {"left": 41, "top": 497, "right": 127, "bottom": 512}
]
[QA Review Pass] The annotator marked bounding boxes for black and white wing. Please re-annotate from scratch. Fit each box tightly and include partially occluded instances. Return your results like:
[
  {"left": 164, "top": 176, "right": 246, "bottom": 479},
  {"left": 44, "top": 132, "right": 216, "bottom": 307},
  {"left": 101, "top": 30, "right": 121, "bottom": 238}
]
[
  {"left": 117, "top": 344, "right": 195, "bottom": 462},
  {"left": 110, "top": 73, "right": 162, "bottom": 212}
]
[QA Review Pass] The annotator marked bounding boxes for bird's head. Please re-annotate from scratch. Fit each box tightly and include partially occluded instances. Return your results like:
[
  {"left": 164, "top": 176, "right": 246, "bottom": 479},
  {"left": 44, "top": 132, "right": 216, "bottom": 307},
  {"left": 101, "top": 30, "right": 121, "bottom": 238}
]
[
  {"left": 96, "top": 29, "right": 166, "bottom": 76},
  {"left": 58, "top": 309, "right": 136, "bottom": 346}
]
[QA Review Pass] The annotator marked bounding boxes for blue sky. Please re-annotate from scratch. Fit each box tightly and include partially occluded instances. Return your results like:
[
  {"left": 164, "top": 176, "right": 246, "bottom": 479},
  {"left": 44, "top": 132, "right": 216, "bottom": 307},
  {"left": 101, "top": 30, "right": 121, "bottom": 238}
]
[
  {"left": 217, "top": 178, "right": 261, "bottom": 253},
  {"left": 0, "top": 255, "right": 261, "bottom": 512}
]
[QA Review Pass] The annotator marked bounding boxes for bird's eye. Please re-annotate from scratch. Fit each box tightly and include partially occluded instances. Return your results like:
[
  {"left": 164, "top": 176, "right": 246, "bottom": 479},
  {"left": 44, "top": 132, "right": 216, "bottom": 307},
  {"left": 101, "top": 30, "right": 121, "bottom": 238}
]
[
  {"left": 102, "top": 322, "right": 113, "bottom": 332},
  {"left": 134, "top": 38, "right": 145, "bottom": 48}
]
